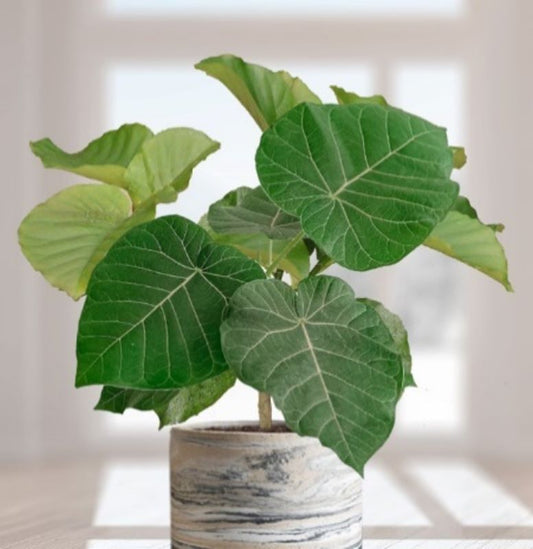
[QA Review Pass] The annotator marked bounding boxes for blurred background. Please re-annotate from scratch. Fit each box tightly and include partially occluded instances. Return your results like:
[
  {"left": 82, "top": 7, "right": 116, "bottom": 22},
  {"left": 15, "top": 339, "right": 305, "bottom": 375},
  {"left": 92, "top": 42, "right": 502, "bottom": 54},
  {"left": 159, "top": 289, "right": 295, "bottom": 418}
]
[{"left": 1, "top": 0, "right": 532, "bottom": 467}]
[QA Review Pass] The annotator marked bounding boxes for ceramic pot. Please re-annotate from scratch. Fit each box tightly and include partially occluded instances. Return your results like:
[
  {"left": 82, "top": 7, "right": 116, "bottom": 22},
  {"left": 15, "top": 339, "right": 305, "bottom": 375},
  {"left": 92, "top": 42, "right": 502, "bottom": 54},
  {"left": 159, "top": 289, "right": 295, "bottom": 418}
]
[{"left": 170, "top": 421, "right": 362, "bottom": 548}]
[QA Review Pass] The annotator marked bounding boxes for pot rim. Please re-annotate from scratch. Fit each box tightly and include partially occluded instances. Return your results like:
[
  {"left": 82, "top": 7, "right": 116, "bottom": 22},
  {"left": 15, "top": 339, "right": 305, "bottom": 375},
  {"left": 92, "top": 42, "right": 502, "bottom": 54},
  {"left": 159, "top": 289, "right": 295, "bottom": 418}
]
[{"left": 171, "top": 420, "right": 317, "bottom": 444}]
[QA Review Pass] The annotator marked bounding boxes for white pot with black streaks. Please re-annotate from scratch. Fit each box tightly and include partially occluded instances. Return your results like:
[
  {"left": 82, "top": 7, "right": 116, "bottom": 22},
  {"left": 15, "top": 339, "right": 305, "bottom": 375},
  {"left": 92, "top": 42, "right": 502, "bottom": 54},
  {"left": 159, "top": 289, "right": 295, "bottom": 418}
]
[{"left": 170, "top": 422, "right": 362, "bottom": 548}]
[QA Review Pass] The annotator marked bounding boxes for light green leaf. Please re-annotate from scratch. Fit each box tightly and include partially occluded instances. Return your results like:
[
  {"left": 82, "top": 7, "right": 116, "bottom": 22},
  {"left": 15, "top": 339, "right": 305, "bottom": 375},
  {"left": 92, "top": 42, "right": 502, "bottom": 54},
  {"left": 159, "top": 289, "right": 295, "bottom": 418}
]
[
  {"left": 195, "top": 54, "right": 321, "bottom": 131},
  {"left": 95, "top": 370, "right": 236, "bottom": 428},
  {"left": 124, "top": 128, "right": 220, "bottom": 206},
  {"left": 424, "top": 197, "right": 512, "bottom": 290},
  {"left": 451, "top": 146, "right": 467, "bottom": 169},
  {"left": 208, "top": 186, "right": 301, "bottom": 240},
  {"left": 331, "top": 85, "right": 388, "bottom": 106},
  {"left": 30, "top": 124, "right": 153, "bottom": 186},
  {"left": 359, "top": 298, "right": 414, "bottom": 389},
  {"left": 76, "top": 215, "right": 264, "bottom": 389},
  {"left": 221, "top": 276, "right": 403, "bottom": 476},
  {"left": 256, "top": 102, "right": 459, "bottom": 271},
  {"left": 18, "top": 184, "right": 154, "bottom": 299}
]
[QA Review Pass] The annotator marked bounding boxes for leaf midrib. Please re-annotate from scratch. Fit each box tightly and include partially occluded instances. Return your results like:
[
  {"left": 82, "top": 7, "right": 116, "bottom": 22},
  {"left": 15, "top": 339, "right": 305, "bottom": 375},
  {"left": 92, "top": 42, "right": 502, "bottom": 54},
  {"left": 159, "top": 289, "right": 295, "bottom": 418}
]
[
  {"left": 331, "top": 128, "right": 437, "bottom": 199},
  {"left": 300, "top": 321, "right": 356, "bottom": 466}
]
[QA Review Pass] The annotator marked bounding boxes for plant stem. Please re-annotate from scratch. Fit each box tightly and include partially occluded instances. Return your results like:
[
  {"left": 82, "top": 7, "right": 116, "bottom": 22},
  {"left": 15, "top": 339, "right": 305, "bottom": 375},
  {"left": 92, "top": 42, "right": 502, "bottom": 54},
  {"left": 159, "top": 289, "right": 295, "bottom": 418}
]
[
  {"left": 309, "top": 255, "right": 334, "bottom": 276},
  {"left": 258, "top": 392, "right": 273, "bottom": 431},
  {"left": 265, "top": 230, "right": 304, "bottom": 277}
]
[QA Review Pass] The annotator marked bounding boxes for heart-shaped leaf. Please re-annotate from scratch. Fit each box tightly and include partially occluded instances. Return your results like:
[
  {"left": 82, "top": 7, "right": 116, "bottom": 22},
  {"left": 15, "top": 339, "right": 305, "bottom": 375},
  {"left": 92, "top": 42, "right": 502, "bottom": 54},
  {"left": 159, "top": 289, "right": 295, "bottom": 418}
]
[
  {"left": 196, "top": 54, "right": 321, "bottom": 131},
  {"left": 256, "top": 102, "right": 459, "bottom": 271},
  {"left": 221, "top": 275, "right": 403, "bottom": 475},
  {"left": 124, "top": 128, "right": 220, "bottom": 206},
  {"left": 76, "top": 215, "right": 264, "bottom": 389},
  {"left": 208, "top": 186, "right": 301, "bottom": 240},
  {"left": 425, "top": 196, "right": 512, "bottom": 290},
  {"left": 30, "top": 124, "right": 153, "bottom": 186},
  {"left": 18, "top": 184, "right": 154, "bottom": 299},
  {"left": 95, "top": 370, "right": 236, "bottom": 428}
]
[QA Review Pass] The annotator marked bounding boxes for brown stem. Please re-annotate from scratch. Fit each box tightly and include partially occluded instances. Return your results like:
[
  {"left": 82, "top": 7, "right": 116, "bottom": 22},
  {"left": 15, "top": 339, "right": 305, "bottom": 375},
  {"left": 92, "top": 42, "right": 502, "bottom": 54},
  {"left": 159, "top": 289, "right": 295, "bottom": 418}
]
[{"left": 258, "top": 391, "right": 273, "bottom": 431}]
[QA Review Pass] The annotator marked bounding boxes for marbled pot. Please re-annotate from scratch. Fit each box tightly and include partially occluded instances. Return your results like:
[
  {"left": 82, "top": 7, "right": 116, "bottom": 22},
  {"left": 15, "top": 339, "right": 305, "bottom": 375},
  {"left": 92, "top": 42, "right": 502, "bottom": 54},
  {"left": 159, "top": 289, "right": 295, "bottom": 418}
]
[{"left": 170, "top": 422, "right": 362, "bottom": 548}]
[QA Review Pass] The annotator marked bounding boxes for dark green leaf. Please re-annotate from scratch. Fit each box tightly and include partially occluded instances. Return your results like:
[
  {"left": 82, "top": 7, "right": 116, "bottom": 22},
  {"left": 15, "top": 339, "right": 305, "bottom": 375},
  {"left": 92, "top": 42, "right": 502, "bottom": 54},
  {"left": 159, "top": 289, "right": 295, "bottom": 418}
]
[
  {"left": 30, "top": 124, "right": 153, "bottom": 186},
  {"left": 195, "top": 54, "right": 321, "bottom": 130},
  {"left": 95, "top": 370, "right": 236, "bottom": 428},
  {"left": 221, "top": 276, "right": 403, "bottom": 476},
  {"left": 204, "top": 189, "right": 309, "bottom": 281},
  {"left": 76, "top": 215, "right": 264, "bottom": 389},
  {"left": 208, "top": 186, "right": 301, "bottom": 240},
  {"left": 256, "top": 102, "right": 459, "bottom": 271},
  {"left": 332, "top": 86, "right": 466, "bottom": 172}
]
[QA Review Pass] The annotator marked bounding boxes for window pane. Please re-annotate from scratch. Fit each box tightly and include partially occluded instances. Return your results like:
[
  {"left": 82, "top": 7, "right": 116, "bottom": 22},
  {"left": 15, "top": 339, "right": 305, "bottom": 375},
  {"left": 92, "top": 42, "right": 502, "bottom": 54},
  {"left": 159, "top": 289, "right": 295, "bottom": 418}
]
[{"left": 106, "top": 0, "right": 465, "bottom": 17}]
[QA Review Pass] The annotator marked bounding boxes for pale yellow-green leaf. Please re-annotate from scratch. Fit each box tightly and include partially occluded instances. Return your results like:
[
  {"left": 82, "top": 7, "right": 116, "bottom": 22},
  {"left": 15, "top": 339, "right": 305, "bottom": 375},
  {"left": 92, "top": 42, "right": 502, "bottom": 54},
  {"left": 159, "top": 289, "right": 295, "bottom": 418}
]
[
  {"left": 196, "top": 54, "right": 321, "bottom": 130},
  {"left": 331, "top": 85, "right": 388, "bottom": 107},
  {"left": 124, "top": 128, "right": 220, "bottom": 206},
  {"left": 425, "top": 210, "right": 512, "bottom": 291},
  {"left": 18, "top": 184, "right": 155, "bottom": 299},
  {"left": 30, "top": 124, "right": 153, "bottom": 187}
]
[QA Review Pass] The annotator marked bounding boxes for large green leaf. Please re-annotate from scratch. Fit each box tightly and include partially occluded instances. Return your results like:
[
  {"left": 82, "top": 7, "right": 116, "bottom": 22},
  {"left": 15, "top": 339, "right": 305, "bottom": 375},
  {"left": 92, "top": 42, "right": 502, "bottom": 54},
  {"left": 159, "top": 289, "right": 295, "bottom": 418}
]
[
  {"left": 256, "top": 102, "right": 459, "bottom": 271},
  {"left": 124, "top": 128, "right": 220, "bottom": 206},
  {"left": 221, "top": 276, "right": 403, "bottom": 476},
  {"left": 18, "top": 184, "right": 154, "bottom": 299},
  {"left": 76, "top": 215, "right": 264, "bottom": 389},
  {"left": 195, "top": 54, "right": 321, "bottom": 131},
  {"left": 208, "top": 186, "right": 301, "bottom": 240},
  {"left": 95, "top": 370, "right": 236, "bottom": 428},
  {"left": 424, "top": 196, "right": 512, "bottom": 290},
  {"left": 30, "top": 124, "right": 153, "bottom": 186}
]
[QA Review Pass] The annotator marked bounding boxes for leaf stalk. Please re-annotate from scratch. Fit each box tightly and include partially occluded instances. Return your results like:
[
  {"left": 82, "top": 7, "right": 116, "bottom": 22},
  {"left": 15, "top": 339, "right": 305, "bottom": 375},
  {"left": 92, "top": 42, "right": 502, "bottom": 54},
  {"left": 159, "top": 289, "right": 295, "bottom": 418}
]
[{"left": 258, "top": 392, "right": 273, "bottom": 431}]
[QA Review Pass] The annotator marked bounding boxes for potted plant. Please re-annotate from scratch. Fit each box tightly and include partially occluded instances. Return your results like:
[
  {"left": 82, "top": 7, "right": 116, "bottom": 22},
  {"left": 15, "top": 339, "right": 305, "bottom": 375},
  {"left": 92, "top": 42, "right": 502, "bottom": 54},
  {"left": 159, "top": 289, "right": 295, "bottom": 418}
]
[{"left": 18, "top": 54, "right": 511, "bottom": 548}]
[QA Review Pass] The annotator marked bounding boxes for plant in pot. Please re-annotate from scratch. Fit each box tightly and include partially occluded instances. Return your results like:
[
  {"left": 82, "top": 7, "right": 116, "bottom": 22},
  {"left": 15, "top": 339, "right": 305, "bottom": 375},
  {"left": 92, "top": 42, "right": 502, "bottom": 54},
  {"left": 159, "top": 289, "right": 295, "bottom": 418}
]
[{"left": 18, "top": 54, "right": 511, "bottom": 548}]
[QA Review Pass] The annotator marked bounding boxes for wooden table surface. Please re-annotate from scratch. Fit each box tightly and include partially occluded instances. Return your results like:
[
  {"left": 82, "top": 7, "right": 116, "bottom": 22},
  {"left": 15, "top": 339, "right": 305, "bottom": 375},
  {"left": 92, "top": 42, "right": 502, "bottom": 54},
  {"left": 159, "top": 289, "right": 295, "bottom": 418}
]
[{"left": 1, "top": 458, "right": 532, "bottom": 549}]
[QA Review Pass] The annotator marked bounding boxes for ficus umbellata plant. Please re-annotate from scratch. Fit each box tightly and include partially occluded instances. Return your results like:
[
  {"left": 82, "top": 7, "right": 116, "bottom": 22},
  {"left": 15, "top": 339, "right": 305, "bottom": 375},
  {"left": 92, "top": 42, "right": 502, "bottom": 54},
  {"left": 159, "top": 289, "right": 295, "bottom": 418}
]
[{"left": 18, "top": 54, "right": 511, "bottom": 476}]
